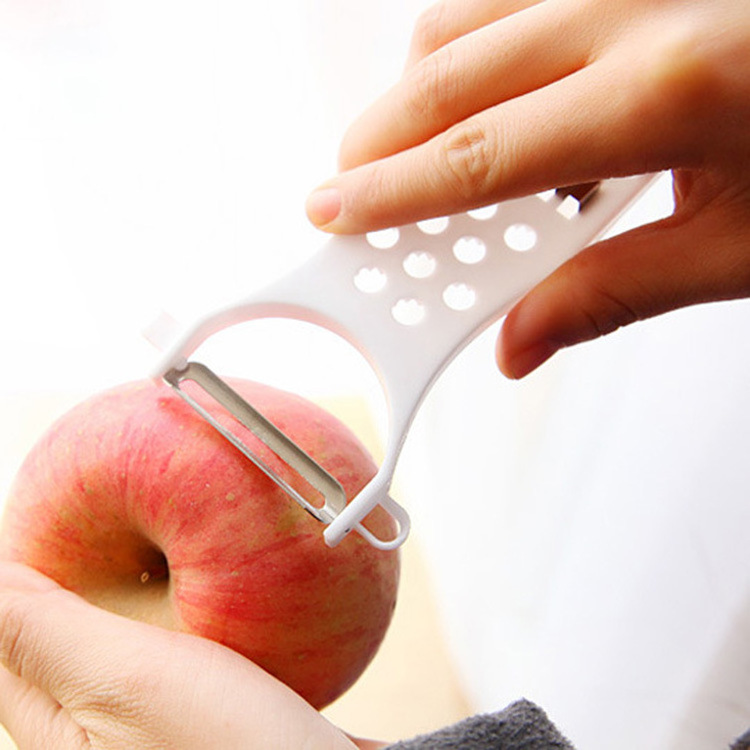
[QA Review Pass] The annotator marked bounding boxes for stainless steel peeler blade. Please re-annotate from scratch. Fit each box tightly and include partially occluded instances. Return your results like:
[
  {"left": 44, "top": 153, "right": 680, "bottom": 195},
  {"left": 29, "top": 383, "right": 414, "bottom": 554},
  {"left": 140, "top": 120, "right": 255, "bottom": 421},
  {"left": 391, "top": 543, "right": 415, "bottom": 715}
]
[{"left": 163, "top": 361, "right": 348, "bottom": 524}]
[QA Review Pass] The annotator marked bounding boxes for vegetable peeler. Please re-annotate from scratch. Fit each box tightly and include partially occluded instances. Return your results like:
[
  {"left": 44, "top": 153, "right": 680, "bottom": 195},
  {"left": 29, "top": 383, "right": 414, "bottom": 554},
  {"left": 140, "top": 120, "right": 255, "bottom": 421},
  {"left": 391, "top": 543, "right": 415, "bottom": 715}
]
[{"left": 149, "top": 174, "right": 657, "bottom": 550}]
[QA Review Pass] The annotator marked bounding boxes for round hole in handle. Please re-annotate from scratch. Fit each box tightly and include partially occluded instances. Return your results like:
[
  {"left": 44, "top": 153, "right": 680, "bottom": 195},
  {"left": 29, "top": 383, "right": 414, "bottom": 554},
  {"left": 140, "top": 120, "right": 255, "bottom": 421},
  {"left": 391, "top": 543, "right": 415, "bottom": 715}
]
[
  {"left": 354, "top": 267, "right": 388, "bottom": 293},
  {"left": 503, "top": 223, "right": 537, "bottom": 252},
  {"left": 391, "top": 298, "right": 426, "bottom": 326},
  {"left": 443, "top": 282, "right": 477, "bottom": 311},
  {"left": 467, "top": 204, "right": 498, "bottom": 221},
  {"left": 366, "top": 227, "right": 400, "bottom": 249},
  {"left": 403, "top": 251, "right": 437, "bottom": 279},
  {"left": 453, "top": 236, "right": 487, "bottom": 264},
  {"left": 417, "top": 216, "right": 450, "bottom": 235}
]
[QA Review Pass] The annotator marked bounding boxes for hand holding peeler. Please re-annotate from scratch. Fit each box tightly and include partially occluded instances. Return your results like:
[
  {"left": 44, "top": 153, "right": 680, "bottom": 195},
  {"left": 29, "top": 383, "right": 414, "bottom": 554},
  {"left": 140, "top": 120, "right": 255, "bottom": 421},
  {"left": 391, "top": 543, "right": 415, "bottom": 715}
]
[{"left": 149, "top": 174, "right": 657, "bottom": 550}]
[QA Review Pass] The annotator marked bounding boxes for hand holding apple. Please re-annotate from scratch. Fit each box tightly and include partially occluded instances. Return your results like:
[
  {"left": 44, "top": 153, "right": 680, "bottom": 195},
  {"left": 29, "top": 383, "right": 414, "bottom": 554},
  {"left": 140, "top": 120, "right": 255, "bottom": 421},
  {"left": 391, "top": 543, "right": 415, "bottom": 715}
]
[
  {"left": 0, "top": 561, "right": 387, "bottom": 749},
  {"left": 0, "top": 378, "right": 400, "bottom": 709}
]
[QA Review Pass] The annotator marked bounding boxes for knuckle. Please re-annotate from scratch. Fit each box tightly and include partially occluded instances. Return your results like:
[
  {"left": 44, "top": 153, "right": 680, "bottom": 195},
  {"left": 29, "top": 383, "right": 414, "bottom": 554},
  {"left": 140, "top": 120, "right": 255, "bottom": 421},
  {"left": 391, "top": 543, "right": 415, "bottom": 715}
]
[
  {"left": 583, "top": 287, "right": 640, "bottom": 339},
  {"left": 351, "top": 163, "right": 398, "bottom": 231},
  {"left": 563, "top": 256, "right": 643, "bottom": 341},
  {"left": 410, "top": 2, "right": 451, "bottom": 59},
  {"left": 440, "top": 120, "right": 501, "bottom": 200},
  {"left": 404, "top": 46, "right": 459, "bottom": 124},
  {"left": 636, "top": 23, "right": 721, "bottom": 129}
]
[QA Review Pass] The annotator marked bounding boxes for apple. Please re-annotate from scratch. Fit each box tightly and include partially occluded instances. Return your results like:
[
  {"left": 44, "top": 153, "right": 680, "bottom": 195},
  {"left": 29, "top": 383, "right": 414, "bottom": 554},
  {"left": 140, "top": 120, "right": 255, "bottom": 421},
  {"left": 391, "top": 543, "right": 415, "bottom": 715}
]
[{"left": 0, "top": 377, "right": 400, "bottom": 709}]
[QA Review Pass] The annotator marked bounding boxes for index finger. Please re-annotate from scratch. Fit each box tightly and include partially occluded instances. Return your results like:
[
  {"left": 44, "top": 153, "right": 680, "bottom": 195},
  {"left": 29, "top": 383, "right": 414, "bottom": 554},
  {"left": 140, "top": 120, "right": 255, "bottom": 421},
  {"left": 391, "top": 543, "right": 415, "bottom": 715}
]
[
  {"left": 0, "top": 569, "right": 121, "bottom": 705},
  {"left": 339, "top": 0, "right": 592, "bottom": 172},
  {"left": 307, "top": 49, "right": 675, "bottom": 233}
]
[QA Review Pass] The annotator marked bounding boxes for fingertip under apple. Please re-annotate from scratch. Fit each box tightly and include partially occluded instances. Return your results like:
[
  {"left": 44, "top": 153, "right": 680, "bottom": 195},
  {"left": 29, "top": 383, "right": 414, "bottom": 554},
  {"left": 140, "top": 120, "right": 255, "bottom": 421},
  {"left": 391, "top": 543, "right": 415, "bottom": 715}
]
[{"left": 0, "top": 562, "right": 58, "bottom": 595}]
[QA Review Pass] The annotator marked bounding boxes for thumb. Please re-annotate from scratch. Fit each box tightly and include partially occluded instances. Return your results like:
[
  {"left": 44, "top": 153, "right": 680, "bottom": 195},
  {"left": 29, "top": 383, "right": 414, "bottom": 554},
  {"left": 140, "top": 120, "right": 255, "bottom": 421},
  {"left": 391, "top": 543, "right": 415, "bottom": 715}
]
[
  {"left": 0, "top": 564, "right": 92, "bottom": 748},
  {"left": 497, "top": 180, "right": 750, "bottom": 378}
]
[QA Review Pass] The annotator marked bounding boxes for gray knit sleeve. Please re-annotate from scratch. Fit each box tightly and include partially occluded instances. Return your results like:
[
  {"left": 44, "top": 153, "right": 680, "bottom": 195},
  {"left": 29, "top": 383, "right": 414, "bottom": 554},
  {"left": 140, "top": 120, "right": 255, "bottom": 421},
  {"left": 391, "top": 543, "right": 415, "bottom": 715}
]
[{"left": 383, "top": 699, "right": 575, "bottom": 750}]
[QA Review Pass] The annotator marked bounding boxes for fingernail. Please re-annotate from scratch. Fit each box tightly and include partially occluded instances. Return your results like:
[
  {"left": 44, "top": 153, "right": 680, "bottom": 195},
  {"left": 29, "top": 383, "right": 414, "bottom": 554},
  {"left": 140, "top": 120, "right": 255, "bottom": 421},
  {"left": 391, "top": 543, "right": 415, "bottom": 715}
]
[
  {"left": 306, "top": 187, "right": 341, "bottom": 228},
  {"left": 505, "top": 340, "right": 560, "bottom": 379}
]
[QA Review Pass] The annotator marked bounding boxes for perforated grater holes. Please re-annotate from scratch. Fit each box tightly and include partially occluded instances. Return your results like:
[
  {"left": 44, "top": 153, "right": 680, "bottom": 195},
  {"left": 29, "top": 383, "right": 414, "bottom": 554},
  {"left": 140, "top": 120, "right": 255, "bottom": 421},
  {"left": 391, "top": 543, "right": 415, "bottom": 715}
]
[
  {"left": 503, "top": 223, "right": 537, "bottom": 252},
  {"left": 366, "top": 227, "right": 400, "bottom": 249},
  {"left": 391, "top": 298, "right": 426, "bottom": 326},
  {"left": 356, "top": 185, "right": 595, "bottom": 330},
  {"left": 467, "top": 204, "right": 498, "bottom": 221},
  {"left": 403, "top": 251, "right": 437, "bottom": 279},
  {"left": 453, "top": 236, "right": 487, "bottom": 264},
  {"left": 443, "top": 282, "right": 477, "bottom": 311},
  {"left": 417, "top": 216, "right": 450, "bottom": 235},
  {"left": 354, "top": 267, "right": 388, "bottom": 293}
]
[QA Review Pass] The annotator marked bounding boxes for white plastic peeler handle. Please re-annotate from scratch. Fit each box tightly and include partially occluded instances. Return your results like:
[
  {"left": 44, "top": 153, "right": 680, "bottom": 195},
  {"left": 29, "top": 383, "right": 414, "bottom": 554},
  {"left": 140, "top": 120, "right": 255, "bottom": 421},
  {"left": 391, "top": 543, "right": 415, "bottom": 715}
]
[{"left": 153, "top": 175, "right": 658, "bottom": 549}]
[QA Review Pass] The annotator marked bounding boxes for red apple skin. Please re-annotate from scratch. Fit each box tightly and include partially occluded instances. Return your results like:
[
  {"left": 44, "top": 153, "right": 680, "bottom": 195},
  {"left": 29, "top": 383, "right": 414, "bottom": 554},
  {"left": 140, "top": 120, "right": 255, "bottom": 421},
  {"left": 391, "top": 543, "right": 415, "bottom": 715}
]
[{"left": 0, "top": 378, "right": 400, "bottom": 709}]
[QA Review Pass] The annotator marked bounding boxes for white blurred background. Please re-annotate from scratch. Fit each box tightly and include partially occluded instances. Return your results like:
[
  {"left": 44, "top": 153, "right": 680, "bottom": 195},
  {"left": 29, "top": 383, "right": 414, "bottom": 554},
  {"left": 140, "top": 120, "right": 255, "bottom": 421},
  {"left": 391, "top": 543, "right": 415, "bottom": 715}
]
[
  {"left": 1, "top": 2, "right": 750, "bottom": 749},
  {"left": 0, "top": 0, "right": 427, "bottom": 395}
]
